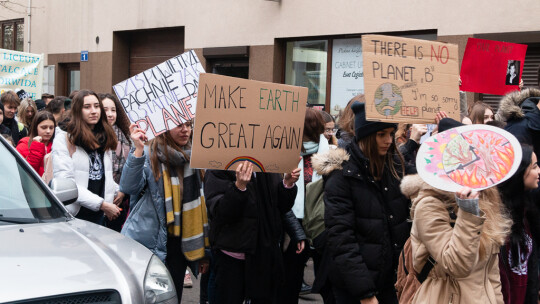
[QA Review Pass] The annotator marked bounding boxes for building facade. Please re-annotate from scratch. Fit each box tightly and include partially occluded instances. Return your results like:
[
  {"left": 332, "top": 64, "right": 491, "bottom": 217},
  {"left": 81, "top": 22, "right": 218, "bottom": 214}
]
[{"left": 1, "top": 0, "right": 540, "bottom": 111}]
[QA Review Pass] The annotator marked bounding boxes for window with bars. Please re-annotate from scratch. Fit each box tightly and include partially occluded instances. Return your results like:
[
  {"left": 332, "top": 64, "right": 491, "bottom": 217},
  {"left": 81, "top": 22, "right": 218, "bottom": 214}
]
[{"left": 1, "top": 19, "right": 24, "bottom": 52}]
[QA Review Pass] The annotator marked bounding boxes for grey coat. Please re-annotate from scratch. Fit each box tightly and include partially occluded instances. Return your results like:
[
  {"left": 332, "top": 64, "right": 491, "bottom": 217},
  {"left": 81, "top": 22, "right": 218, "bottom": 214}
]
[{"left": 119, "top": 147, "right": 168, "bottom": 261}]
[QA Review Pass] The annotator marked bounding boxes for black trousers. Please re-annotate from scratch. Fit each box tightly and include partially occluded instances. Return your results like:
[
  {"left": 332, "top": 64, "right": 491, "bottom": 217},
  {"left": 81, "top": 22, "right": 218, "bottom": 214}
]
[
  {"left": 166, "top": 236, "right": 188, "bottom": 303},
  {"left": 279, "top": 224, "right": 311, "bottom": 303},
  {"left": 213, "top": 249, "right": 276, "bottom": 304}
]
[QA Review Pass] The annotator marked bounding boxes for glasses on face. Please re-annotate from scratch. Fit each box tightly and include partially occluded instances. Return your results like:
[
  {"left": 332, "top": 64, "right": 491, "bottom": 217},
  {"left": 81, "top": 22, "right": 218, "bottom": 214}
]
[
  {"left": 324, "top": 128, "right": 338, "bottom": 134},
  {"left": 178, "top": 121, "right": 193, "bottom": 130}
]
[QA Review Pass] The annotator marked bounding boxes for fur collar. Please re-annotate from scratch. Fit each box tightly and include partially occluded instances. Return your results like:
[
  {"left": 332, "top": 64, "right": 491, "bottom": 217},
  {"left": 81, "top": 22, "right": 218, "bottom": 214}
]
[
  {"left": 311, "top": 148, "right": 349, "bottom": 176},
  {"left": 496, "top": 87, "right": 540, "bottom": 122},
  {"left": 400, "top": 174, "right": 455, "bottom": 219}
]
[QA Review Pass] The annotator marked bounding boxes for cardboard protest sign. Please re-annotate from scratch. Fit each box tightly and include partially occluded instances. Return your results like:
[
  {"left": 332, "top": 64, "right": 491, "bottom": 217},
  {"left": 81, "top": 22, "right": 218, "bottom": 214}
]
[
  {"left": 0, "top": 49, "right": 43, "bottom": 100},
  {"left": 416, "top": 125, "right": 522, "bottom": 192},
  {"left": 113, "top": 50, "right": 205, "bottom": 140},
  {"left": 362, "top": 35, "right": 460, "bottom": 123},
  {"left": 191, "top": 73, "right": 307, "bottom": 173},
  {"left": 460, "top": 38, "right": 527, "bottom": 96}
]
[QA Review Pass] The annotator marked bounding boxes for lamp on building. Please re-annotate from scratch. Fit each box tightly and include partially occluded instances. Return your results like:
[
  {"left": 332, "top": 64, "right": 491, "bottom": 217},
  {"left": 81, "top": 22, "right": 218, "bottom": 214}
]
[{"left": 96, "top": 36, "right": 100, "bottom": 44}]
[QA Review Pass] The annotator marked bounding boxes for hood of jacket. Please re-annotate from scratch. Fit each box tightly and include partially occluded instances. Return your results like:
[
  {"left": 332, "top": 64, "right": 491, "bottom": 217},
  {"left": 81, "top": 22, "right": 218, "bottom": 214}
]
[
  {"left": 311, "top": 148, "right": 349, "bottom": 177},
  {"left": 400, "top": 174, "right": 455, "bottom": 219},
  {"left": 496, "top": 87, "right": 540, "bottom": 122}
]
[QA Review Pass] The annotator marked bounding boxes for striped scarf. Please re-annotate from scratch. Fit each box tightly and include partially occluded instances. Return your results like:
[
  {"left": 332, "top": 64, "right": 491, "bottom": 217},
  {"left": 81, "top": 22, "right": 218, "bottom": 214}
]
[{"left": 162, "top": 162, "right": 209, "bottom": 261}]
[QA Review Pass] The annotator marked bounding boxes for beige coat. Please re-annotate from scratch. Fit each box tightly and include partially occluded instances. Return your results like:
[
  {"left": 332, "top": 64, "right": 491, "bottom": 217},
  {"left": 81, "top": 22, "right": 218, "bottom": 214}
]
[{"left": 401, "top": 175, "right": 504, "bottom": 304}]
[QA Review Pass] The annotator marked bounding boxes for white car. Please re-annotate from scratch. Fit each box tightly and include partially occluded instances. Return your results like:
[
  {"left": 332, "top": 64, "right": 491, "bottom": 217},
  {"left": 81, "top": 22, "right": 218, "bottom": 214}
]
[{"left": 0, "top": 135, "right": 177, "bottom": 304}]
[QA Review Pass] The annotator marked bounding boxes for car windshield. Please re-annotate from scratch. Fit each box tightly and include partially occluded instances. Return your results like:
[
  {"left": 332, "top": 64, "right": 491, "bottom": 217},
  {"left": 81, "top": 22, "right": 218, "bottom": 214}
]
[{"left": 0, "top": 139, "right": 66, "bottom": 224}]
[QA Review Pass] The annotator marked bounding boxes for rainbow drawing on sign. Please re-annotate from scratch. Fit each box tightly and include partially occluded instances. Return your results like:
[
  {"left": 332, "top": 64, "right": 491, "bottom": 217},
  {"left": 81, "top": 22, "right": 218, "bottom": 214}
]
[
  {"left": 416, "top": 125, "right": 522, "bottom": 192},
  {"left": 225, "top": 156, "right": 266, "bottom": 172}
]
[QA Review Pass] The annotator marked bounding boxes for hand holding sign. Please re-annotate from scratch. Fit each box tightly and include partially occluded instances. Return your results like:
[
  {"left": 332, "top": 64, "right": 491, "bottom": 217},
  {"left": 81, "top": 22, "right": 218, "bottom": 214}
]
[
  {"left": 190, "top": 74, "right": 308, "bottom": 174},
  {"left": 113, "top": 50, "right": 205, "bottom": 141}
]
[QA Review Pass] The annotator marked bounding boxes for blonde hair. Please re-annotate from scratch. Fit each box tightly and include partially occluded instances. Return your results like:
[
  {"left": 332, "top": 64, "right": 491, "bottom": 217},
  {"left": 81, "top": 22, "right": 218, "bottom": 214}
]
[{"left": 17, "top": 98, "right": 38, "bottom": 128}]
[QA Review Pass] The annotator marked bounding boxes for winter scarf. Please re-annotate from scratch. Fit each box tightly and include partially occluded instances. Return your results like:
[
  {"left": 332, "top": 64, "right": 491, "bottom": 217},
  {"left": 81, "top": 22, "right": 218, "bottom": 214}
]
[
  {"left": 157, "top": 145, "right": 209, "bottom": 261},
  {"left": 291, "top": 134, "right": 329, "bottom": 218}
]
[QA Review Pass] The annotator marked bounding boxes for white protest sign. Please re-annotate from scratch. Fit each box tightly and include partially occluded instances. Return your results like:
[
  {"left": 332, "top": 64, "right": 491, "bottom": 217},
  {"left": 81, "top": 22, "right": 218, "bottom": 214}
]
[
  {"left": 0, "top": 49, "right": 43, "bottom": 100},
  {"left": 113, "top": 50, "right": 205, "bottom": 140}
]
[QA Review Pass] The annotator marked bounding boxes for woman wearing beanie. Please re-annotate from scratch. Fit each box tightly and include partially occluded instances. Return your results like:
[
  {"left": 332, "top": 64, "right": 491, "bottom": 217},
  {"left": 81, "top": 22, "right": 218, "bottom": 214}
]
[{"left": 320, "top": 102, "right": 415, "bottom": 303}]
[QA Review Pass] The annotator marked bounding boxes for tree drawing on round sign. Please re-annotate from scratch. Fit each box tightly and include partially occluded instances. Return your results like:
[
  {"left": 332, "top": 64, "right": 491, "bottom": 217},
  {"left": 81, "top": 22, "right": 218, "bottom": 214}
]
[
  {"left": 416, "top": 125, "right": 522, "bottom": 192},
  {"left": 374, "top": 83, "right": 403, "bottom": 116}
]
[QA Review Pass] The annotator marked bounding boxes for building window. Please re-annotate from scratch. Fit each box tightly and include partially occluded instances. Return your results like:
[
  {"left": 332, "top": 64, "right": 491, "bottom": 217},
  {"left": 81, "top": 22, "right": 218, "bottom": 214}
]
[
  {"left": 1, "top": 19, "right": 24, "bottom": 52},
  {"left": 285, "top": 40, "right": 328, "bottom": 106}
]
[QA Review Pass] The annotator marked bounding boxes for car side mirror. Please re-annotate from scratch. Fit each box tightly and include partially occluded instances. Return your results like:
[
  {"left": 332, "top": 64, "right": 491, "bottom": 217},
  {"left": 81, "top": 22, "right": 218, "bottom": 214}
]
[{"left": 50, "top": 178, "right": 78, "bottom": 205}]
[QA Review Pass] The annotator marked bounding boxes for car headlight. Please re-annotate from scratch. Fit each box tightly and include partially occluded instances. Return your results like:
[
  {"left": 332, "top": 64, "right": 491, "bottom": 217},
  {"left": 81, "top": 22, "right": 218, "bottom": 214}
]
[{"left": 144, "top": 255, "right": 178, "bottom": 304}]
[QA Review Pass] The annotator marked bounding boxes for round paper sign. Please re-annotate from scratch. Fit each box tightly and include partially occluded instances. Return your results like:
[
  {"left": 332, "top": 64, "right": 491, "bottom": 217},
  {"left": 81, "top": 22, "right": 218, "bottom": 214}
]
[{"left": 416, "top": 125, "right": 522, "bottom": 192}]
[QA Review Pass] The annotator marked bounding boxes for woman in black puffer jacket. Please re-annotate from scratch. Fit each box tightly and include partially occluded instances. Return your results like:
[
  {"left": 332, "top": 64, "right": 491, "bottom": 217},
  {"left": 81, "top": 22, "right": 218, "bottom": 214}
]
[{"left": 322, "top": 102, "right": 415, "bottom": 304}]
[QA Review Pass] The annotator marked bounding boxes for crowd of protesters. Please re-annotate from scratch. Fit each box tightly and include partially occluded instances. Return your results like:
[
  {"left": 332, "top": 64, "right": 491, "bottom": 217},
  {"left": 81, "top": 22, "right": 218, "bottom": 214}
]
[{"left": 1, "top": 75, "right": 540, "bottom": 304}]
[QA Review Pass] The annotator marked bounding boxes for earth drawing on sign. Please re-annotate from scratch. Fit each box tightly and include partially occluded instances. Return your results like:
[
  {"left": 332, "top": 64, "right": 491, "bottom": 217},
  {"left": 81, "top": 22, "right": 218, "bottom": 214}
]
[
  {"left": 416, "top": 125, "right": 522, "bottom": 192},
  {"left": 374, "top": 83, "right": 403, "bottom": 116}
]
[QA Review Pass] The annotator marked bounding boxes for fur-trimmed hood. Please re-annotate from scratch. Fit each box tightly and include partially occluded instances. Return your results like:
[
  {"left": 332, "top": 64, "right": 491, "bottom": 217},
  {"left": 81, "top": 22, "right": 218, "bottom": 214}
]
[
  {"left": 400, "top": 174, "right": 455, "bottom": 219},
  {"left": 496, "top": 87, "right": 540, "bottom": 122},
  {"left": 311, "top": 148, "right": 349, "bottom": 176}
]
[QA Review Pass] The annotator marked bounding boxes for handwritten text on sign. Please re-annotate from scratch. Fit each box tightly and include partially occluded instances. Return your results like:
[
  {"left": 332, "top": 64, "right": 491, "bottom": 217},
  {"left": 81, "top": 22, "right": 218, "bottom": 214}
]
[
  {"left": 191, "top": 74, "right": 307, "bottom": 174},
  {"left": 112, "top": 50, "right": 205, "bottom": 140},
  {"left": 0, "top": 49, "right": 43, "bottom": 100},
  {"left": 362, "top": 35, "right": 460, "bottom": 123}
]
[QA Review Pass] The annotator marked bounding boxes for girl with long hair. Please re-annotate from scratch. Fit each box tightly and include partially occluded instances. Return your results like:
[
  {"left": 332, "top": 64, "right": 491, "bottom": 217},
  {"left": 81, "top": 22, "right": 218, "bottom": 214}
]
[
  {"left": 16, "top": 98, "right": 37, "bottom": 129},
  {"left": 498, "top": 145, "right": 540, "bottom": 303},
  {"left": 402, "top": 172, "right": 512, "bottom": 303},
  {"left": 99, "top": 93, "right": 132, "bottom": 231},
  {"left": 463, "top": 102, "right": 495, "bottom": 125},
  {"left": 52, "top": 89, "right": 121, "bottom": 224},
  {"left": 120, "top": 121, "right": 210, "bottom": 301},
  {"left": 318, "top": 102, "right": 415, "bottom": 303},
  {"left": 16, "top": 111, "right": 55, "bottom": 175}
]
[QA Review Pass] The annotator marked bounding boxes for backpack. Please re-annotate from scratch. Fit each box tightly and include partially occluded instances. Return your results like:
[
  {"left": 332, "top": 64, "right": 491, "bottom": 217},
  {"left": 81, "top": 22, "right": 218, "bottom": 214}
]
[
  {"left": 42, "top": 134, "right": 76, "bottom": 185},
  {"left": 303, "top": 178, "right": 325, "bottom": 246},
  {"left": 395, "top": 205, "right": 456, "bottom": 304}
]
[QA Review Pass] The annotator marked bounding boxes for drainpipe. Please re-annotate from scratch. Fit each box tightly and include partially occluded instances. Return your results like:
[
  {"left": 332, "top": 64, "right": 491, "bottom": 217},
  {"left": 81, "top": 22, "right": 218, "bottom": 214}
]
[{"left": 27, "top": 0, "right": 31, "bottom": 52}]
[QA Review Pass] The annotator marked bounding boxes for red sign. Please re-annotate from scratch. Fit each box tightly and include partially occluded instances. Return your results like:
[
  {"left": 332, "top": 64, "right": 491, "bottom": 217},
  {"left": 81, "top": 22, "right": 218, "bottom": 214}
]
[{"left": 460, "top": 38, "right": 527, "bottom": 96}]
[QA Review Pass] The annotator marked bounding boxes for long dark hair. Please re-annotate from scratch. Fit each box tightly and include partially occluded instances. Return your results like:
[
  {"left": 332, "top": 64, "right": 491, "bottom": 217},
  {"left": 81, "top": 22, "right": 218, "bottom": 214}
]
[
  {"left": 28, "top": 111, "right": 56, "bottom": 146},
  {"left": 498, "top": 144, "right": 534, "bottom": 267},
  {"left": 99, "top": 93, "right": 131, "bottom": 145},
  {"left": 358, "top": 130, "right": 405, "bottom": 181},
  {"left": 67, "top": 89, "right": 117, "bottom": 151}
]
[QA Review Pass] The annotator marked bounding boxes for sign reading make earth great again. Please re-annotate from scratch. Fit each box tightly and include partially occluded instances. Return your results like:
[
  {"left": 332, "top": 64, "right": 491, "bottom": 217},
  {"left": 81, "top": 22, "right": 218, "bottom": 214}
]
[
  {"left": 362, "top": 35, "right": 460, "bottom": 124},
  {"left": 190, "top": 74, "right": 307, "bottom": 174}
]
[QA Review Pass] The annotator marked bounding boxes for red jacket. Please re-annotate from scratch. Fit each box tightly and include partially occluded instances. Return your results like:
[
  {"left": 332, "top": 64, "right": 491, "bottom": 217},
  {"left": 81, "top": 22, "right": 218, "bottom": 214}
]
[{"left": 16, "top": 137, "right": 52, "bottom": 176}]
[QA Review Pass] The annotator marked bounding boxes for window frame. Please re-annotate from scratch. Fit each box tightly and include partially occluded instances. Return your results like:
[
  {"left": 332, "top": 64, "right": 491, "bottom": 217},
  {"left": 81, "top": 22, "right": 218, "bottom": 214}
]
[{"left": 0, "top": 18, "right": 24, "bottom": 52}]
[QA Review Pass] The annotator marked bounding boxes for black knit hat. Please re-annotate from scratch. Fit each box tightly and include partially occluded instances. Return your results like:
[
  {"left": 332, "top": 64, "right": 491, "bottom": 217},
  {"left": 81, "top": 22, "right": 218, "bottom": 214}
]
[
  {"left": 352, "top": 101, "right": 397, "bottom": 139},
  {"left": 438, "top": 118, "right": 464, "bottom": 133}
]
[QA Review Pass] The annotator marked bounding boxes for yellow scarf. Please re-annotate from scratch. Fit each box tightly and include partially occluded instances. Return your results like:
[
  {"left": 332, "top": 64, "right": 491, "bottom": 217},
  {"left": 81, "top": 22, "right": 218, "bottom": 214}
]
[{"left": 162, "top": 163, "right": 209, "bottom": 261}]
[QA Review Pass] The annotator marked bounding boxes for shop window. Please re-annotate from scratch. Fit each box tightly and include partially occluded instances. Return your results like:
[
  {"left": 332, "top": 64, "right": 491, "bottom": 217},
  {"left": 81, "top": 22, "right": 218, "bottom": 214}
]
[
  {"left": 1, "top": 19, "right": 24, "bottom": 52},
  {"left": 285, "top": 40, "right": 328, "bottom": 106}
]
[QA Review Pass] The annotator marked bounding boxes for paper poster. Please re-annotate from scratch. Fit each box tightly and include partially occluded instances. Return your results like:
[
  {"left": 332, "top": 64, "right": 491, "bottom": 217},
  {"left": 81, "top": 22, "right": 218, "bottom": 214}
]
[
  {"left": 330, "top": 38, "right": 364, "bottom": 116},
  {"left": 0, "top": 49, "right": 43, "bottom": 100},
  {"left": 190, "top": 73, "right": 308, "bottom": 173},
  {"left": 112, "top": 50, "right": 205, "bottom": 140},
  {"left": 362, "top": 35, "right": 460, "bottom": 124},
  {"left": 460, "top": 38, "right": 527, "bottom": 96},
  {"left": 416, "top": 125, "right": 522, "bottom": 192}
]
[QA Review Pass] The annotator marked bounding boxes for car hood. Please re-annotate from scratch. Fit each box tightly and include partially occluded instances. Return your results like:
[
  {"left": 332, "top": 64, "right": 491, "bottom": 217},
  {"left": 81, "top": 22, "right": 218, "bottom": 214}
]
[{"left": 0, "top": 219, "right": 153, "bottom": 303}]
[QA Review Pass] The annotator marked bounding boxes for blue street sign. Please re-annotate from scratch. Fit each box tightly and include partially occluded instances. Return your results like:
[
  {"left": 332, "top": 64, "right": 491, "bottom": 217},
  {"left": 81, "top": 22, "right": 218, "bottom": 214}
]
[{"left": 81, "top": 51, "right": 88, "bottom": 62}]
